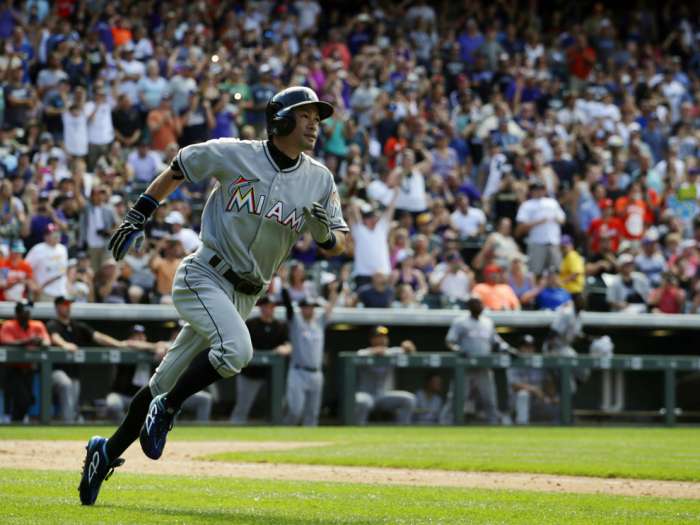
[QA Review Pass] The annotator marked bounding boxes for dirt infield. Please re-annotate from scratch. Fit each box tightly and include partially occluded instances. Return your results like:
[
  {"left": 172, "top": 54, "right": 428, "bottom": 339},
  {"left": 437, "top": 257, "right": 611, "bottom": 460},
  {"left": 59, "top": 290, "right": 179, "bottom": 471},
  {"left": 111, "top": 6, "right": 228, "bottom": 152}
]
[{"left": 1, "top": 440, "right": 699, "bottom": 499}]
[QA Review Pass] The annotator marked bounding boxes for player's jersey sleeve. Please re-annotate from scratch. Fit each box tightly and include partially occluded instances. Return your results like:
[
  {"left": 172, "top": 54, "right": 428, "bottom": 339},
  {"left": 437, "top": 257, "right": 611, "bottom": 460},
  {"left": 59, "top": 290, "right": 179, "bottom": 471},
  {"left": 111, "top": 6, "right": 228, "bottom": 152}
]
[
  {"left": 177, "top": 139, "right": 238, "bottom": 184},
  {"left": 324, "top": 178, "right": 349, "bottom": 233}
]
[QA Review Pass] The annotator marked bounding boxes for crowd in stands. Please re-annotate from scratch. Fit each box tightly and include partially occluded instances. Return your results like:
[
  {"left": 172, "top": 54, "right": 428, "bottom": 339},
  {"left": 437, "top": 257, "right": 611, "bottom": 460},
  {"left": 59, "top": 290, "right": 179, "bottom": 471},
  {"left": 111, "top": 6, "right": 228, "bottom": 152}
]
[{"left": 1, "top": 0, "right": 700, "bottom": 316}]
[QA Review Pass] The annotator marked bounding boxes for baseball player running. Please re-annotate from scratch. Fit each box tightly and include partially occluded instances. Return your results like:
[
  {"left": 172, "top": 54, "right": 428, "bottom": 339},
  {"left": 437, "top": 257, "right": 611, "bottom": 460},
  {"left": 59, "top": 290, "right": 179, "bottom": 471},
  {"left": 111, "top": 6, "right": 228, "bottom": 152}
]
[{"left": 79, "top": 86, "right": 348, "bottom": 505}]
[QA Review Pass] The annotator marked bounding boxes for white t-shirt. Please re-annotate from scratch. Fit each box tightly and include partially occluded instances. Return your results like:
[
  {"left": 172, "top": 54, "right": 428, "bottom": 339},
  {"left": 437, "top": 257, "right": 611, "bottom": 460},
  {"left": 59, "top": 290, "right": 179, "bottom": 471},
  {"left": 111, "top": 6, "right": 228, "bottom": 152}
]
[
  {"left": 430, "top": 263, "right": 471, "bottom": 302},
  {"left": 367, "top": 171, "right": 427, "bottom": 213},
  {"left": 127, "top": 150, "right": 163, "bottom": 182},
  {"left": 62, "top": 109, "right": 89, "bottom": 156},
  {"left": 351, "top": 217, "right": 391, "bottom": 277},
  {"left": 451, "top": 207, "right": 486, "bottom": 239},
  {"left": 516, "top": 197, "right": 565, "bottom": 245},
  {"left": 25, "top": 242, "right": 68, "bottom": 298},
  {"left": 85, "top": 101, "right": 115, "bottom": 145},
  {"left": 117, "top": 59, "right": 147, "bottom": 104}
]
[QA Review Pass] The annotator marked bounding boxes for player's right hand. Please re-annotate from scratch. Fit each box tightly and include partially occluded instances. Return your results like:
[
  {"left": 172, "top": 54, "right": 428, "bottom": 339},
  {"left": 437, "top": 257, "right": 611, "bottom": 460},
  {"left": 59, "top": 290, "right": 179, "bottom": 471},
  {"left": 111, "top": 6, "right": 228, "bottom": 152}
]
[{"left": 108, "top": 209, "right": 147, "bottom": 260}]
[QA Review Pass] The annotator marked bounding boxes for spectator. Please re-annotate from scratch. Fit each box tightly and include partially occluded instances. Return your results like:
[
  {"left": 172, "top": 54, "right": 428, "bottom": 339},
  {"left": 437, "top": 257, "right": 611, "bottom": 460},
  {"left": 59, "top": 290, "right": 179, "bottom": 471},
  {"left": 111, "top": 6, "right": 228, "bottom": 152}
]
[
  {"left": 515, "top": 180, "right": 565, "bottom": 276},
  {"left": 149, "top": 237, "right": 184, "bottom": 304},
  {"left": 390, "top": 252, "right": 428, "bottom": 301},
  {"left": 472, "top": 217, "right": 522, "bottom": 270},
  {"left": 0, "top": 301, "right": 50, "bottom": 421},
  {"left": 147, "top": 93, "right": 181, "bottom": 152},
  {"left": 79, "top": 186, "right": 118, "bottom": 274},
  {"left": 472, "top": 264, "right": 520, "bottom": 311},
  {"left": 429, "top": 251, "right": 472, "bottom": 306},
  {"left": 648, "top": 272, "right": 686, "bottom": 314},
  {"left": 0, "top": 239, "right": 37, "bottom": 301},
  {"left": 535, "top": 269, "right": 572, "bottom": 311},
  {"left": 127, "top": 141, "right": 162, "bottom": 185},
  {"left": 112, "top": 93, "right": 143, "bottom": 148},
  {"left": 25, "top": 223, "right": 68, "bottom": 302},
  {"left": 558, "top": 235, "right": 585, "bottom": 297},
  {"left": 506, "top": 255, "right": 538, "bottom": 308},
  {"left": 451, "top": 193, "right": 486, "bottom": 240},
  {"left": 137, "top": 60, "right": 169, "bottom": 111},
  {"left": 230, "top": 295, "right": 291, "bottom": 424},
  {"left": 354, "top": 326, "right": 417, "bottom": 425},
  {"left": 413, "top": 374, "right": 444, "bottom": 424},
  {"left": 606, "top": 253, "right": 651, "bottom": 313},
  {"left": 507, "top": 334, "right": 558, "bottom": 425},
  {"left": 357, "top": 272, "right": 394, "bottom": 308},
  {"left": 165, "top": 210, "right": 200, "bottom": 255},
  {"left": 587, "top": 198, "right": 624, "bottom": 255},
  {"left": 635, "top": 234, "right": 667, "bottom": 287},
  {"left": 85, "top": 86, "right": 115, "bottom": 170},
  {"left": 349, "top": 194, "right": 396, "bottom": 287}
]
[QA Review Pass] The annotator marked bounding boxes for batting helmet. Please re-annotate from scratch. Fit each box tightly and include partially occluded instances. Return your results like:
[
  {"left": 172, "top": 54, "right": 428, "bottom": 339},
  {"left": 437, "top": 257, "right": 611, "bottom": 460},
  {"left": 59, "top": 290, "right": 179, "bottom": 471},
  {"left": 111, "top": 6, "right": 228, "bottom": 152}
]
[{"left": 266, "top": 86, "right": 334, "bottom": 137}]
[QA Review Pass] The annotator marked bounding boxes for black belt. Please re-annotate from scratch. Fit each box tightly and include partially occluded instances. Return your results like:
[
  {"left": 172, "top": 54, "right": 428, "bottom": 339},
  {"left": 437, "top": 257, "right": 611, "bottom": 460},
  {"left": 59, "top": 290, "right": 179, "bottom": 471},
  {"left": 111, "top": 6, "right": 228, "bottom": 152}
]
[
  {"left": 293, "top": 364, "right": 320, "bottom": 373},
  {"left": 208, "top": 255, "right": 263, "bottom": 295}
]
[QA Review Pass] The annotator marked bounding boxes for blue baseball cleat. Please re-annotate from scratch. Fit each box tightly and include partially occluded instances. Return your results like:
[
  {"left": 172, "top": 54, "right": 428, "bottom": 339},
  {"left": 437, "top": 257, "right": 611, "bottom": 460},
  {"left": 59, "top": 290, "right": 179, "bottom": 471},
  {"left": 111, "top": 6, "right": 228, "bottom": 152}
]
[
  {"left": 78, "top": 436, "right": 124, "bottom": 506},
  {"left": 140, "top": 394, "right": 178, "bottom": 460}
]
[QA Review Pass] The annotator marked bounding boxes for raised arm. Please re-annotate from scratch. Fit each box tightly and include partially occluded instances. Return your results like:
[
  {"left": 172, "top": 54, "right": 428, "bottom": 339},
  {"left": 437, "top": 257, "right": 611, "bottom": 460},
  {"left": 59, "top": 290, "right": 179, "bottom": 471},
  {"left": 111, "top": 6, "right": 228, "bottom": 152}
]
[{"left": 281, "top": 287, "right": 294, "bottom": 321}]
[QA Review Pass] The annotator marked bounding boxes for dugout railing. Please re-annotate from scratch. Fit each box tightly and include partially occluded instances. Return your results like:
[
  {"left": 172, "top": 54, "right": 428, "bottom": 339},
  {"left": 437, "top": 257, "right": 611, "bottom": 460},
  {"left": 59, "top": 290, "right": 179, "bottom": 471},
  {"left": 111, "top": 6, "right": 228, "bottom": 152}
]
[
  {"left": 337, "top": 352, "right": 700, "bottom": 427},
  {"left": 0, "top": 347, "right": 285, "bottom": 424}
]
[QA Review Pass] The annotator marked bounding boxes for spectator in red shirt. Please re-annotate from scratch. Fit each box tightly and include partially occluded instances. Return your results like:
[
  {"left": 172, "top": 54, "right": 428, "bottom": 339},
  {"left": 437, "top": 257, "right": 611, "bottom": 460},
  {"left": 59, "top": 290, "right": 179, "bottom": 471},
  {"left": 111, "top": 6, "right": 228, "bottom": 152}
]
[
  {"left": 0, "top": 301, "right": 50, "bottom": 421},
  {"left": 587, "top": 198, "right": 624, "bottom": 254},
  {"left": 649, "top": 272, "right": 686, "bottom": 314},
  {"left": 0, "top": 240, "right": 37, "bottom": 302},
  {"left": 567, "top": 35, "right": 596, "bottom": 81}
]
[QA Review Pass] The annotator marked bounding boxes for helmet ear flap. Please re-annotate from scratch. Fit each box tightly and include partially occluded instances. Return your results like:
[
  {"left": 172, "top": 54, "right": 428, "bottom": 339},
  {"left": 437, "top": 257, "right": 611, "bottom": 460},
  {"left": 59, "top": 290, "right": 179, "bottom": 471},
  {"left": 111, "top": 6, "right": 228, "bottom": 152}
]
[{"left": 271, "top": 110, "right": 295, "bottom": 137}]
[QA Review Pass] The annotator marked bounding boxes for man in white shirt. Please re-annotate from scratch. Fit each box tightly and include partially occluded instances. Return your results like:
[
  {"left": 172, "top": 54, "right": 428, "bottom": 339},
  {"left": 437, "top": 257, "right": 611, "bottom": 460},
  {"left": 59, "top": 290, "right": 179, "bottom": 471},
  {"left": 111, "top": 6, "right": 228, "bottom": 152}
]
[
  {"left": 117, "top": 45, "right": 146, "bottom": 105},
  {"left": 85, "top": 86, "right": 115, "bottom": 170},
  {"left": 25, "top": 223, "right": 68, "bottom": 302},
  {"left": 349, "top": 194, "right": 396, "bottom": 287},
  {"left": 429, "top": 251, "right": 472, "bottom": 305},
  {"left": 62, "top": 102, "right": 89, "bottom": 159},
  {"left": 165, "top": 210, "right": 200, "bottom": 254},
  {"left": 451, "top": 193, "right": 486, "bottom": 239},
  {"left": 515, "top": 180, "right": 565, "bottom": 276},
  {"left": 367, "top": 148, "right": 429, "bottom": 215}
]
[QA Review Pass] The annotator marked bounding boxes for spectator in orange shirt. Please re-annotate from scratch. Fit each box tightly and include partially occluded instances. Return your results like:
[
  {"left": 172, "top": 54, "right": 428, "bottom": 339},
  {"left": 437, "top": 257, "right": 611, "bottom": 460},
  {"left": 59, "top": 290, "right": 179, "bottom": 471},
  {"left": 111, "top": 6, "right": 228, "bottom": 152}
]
[
  {"left": 587, "top": 199, "right": 624, "bottom": 254},
  {"left": 0, "top": 240, "right": 37, "bottom": 302},
  {"left": 147, "top": 93, "right": 181, "bottom": 151},
  {"left": 0, "top": 301, "right": 50, "bottom": 421},
  {"left": 150, "top": 238, "right": 184, "bottom": 304},
  {"left": 614, "top": 182, "right": 656, "bottom": 240},
  {"left": 472, "top": 264, "right": 521, "bottom": 311}
]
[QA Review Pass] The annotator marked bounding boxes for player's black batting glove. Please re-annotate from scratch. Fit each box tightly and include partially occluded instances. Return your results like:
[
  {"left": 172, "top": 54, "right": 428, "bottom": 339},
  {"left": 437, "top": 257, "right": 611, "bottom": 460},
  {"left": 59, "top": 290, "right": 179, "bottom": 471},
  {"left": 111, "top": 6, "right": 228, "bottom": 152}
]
[
  {"left": 108, "top": 194, "right": 160, "bottom": 260},
  {"left": 303, "top": 202, "right": 332, "bottom": 244}
]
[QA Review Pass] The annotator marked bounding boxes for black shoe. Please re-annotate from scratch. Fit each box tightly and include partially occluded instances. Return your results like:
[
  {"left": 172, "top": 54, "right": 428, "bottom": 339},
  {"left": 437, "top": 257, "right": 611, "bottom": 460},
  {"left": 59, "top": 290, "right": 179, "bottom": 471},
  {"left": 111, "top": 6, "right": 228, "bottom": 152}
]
[{"left": 78, "top": 436, "right": 125, "bottom": 505}]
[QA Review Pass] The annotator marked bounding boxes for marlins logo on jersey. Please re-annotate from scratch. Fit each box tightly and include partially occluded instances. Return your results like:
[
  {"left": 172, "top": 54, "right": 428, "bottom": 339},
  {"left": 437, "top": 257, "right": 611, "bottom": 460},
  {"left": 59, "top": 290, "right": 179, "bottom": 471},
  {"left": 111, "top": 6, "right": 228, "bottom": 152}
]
[{"left": 225, "top": 174, "right": 304, "bottom": 232}]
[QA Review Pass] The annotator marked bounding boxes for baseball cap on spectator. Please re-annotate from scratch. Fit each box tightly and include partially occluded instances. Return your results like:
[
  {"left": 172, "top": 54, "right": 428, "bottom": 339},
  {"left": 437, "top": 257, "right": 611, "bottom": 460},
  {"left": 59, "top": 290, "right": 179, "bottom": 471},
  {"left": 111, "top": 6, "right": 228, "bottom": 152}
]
[
  {"left": 598, "top": 198, "right": 613, "bottom": 209},
  {"left": 68, "top": 258, "right": 78, "bottom": 267},
  {"left": 131, "top": 324, "right": 146, "bottom": 334},
  {"left": 529, "top": 179, "right": 546, "bottom": 190},
  {"left": 165, "top": 211, "right": 185, "bottom": 225},
  {"left": 483, "top": 263, "right": 502, "bottom": 275},
  {"left": 616, "top": 253, "right": 634, "bottom": 267},
  {"left": 54, "top": 296, "right": 74, "bottom": 306},
  {"left": 520, "top": 334, "right": 535, "bottom": 347},
  {"left": 40, "top": 131, "right": 53, "bottom": 143},
  {"left": 257, "top": 295, "right": 275, "bottom": 306},
  {"left": 298, "top": 297, "right": 320, "bottom": 308},
  {"left": 10, "top": 239, "right": 26, "bottom": 253},
  {"left": 416, "top": 212, "right": 432, "bottom": 226},
  {"left": 561, "top": 235, "right": 573, "bottom": 247},
  {"left": 370, "top": 325, "right": 389, "bottom": 338},
  {"left": 446, "top": 251, "right": 462, "bottom": 263},
  {"left": 360, "top": 202, "right": 377, "bottom": 218},
  {"left": 680, "top": 239, "right": 697, "bottom": 251},
  {"left": 45, "top": 223, "right": 58, "bottom": 234}
]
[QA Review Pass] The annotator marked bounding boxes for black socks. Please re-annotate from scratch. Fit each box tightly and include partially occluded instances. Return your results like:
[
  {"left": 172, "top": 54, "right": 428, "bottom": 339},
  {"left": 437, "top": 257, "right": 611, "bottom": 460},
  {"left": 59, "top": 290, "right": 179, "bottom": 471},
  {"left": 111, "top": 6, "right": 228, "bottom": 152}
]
[
  {"left": 164, "top": 349, "right": 222, "bottom": 412},
  {"left": 105, "top": 385, "right": 152, "bottom": 461}
]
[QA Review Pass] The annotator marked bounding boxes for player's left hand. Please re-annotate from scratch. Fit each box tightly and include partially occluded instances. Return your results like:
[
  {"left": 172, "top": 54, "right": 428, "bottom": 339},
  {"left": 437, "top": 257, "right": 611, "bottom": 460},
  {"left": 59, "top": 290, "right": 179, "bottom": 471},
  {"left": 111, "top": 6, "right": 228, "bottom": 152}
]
[{"left": 302, "top": 202, "right": 331, "bottom": 243}]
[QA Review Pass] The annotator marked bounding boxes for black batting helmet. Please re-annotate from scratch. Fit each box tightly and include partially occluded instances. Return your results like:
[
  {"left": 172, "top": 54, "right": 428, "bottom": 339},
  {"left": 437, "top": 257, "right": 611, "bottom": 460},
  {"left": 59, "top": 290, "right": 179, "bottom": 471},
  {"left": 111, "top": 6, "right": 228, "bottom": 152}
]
[{"left": 265, "top": 86, "right": 334, "bottom": 137}]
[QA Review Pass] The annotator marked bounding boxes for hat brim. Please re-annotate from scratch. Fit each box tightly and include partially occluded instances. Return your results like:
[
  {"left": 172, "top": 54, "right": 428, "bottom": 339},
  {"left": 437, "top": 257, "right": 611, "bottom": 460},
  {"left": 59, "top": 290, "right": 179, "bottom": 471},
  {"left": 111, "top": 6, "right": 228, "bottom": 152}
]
[{"left": 279, "top": 100, "right": 334, "bottom": 121}]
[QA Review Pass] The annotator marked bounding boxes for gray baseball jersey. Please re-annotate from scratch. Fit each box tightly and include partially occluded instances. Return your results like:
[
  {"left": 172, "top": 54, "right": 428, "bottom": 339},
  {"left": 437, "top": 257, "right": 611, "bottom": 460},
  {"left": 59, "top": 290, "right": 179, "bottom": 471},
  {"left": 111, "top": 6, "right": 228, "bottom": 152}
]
[
  {"left": 150, "top": 139, "right": 348, "bottom": 397},
  {"left": 446, "top": 314, "right": 504, "bottom": 356},
  {"left": 177, "top": 139, "right": 348, "bottom": 286},
  {"left": 289, "top": 312, "right": 327, "bottom": 370}
]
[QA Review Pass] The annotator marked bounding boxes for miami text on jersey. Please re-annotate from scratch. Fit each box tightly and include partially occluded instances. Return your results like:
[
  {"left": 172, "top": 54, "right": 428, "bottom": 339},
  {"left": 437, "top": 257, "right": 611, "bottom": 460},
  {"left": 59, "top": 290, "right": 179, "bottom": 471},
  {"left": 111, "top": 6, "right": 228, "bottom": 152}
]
[{"left": 225, "top": 185, "right": 304, "bottom": 232}]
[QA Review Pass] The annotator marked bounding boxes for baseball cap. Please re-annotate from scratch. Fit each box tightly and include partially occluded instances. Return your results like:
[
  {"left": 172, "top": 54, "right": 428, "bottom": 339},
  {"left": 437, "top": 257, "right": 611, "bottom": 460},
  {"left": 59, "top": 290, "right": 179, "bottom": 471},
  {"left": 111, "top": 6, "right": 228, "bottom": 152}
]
[
  {"left": 54, "top": 296, "right": 73, "bottom": 306},
  {"left": 370, "top": 325, "right": 389, "bottom": 338},
  {"left": 45, "top": 223, "right": 58, "bottom": 234},
  {"left": 360, "top": 203, "right": 377, "bottom": 217},
  {"left": 10, "top": 239, "right": 26, "bottom": 253},
  {"left": 131, "top": 324, "right": 146, "bottom": 334},
  {"left": 483, "top": 263, "right": 502, "bottom": 274},
  {"left": 165, "top": 210, "right": 185, "bottom": 225},
  {"left": 298, "top": 297, "right": 320, "bottom": 307},
  {"left": 520, "top": 334, "right": 535, "bottom": 346},
  {"left": 416, "top": 212, "right": 432, "bottom": 226},
  {"left": 15, "top": 300, "right": 33, "bottom": 314},
  {"left": 598, "top": 198, "right": 613, "bottom": 209},
  {"left": 529, "top": 179, "right": 546, "bottom": 190},
  {"left": 617, "top": 253, "right": 634, "bottom": 266},
  {"left": 561, "top": 235, "right": 573, "bottom": 246},
  {"left": 446, "top": 251, "right": 462, "bottom": 262},
  {"left": 257, "top": 295, "right": 275, "bottom": 306}
]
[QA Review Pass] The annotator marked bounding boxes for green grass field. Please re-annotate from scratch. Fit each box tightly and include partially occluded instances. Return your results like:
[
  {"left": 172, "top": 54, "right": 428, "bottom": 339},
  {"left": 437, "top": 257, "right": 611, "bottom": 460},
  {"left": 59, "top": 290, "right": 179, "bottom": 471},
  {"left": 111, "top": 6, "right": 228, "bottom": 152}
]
[{"left": 1, "top": 426, "right": 700, "bottom": 524}]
